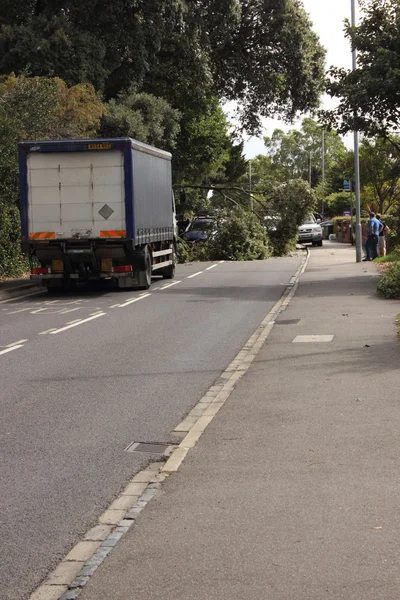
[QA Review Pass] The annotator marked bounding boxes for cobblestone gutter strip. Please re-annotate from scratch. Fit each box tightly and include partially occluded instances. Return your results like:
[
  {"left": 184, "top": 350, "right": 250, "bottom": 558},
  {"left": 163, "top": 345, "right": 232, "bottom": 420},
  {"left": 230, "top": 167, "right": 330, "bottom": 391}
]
[{"left": 28, "top": 250, "right": 309, "bottom": 600}]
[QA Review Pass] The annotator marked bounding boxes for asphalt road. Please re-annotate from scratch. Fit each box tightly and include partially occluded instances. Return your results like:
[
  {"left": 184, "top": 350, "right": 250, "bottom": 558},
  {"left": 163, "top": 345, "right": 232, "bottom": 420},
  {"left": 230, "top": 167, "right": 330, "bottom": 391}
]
[{"left": 0, "top": 256, "right": 302, "bottom": 600}]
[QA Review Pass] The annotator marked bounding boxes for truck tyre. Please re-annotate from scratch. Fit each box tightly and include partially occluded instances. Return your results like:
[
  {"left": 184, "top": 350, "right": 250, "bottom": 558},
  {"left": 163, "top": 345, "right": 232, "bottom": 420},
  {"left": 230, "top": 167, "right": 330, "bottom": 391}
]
[
  {"left": 161, "top": 246, "right": 176, "bottom": 279},
  {"left": 137, "top": 246, "right": 152, "bottom": 289}
]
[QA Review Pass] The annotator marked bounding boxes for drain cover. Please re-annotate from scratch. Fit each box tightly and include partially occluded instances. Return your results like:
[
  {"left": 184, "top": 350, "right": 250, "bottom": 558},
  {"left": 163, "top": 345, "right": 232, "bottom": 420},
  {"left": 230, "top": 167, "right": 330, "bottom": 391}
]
[
  {"left": 98, "top": 204, "right": 114, "bottom": 220},
  {"left": 276, "top": 319, "right": 301, "bottom": 325},
  {"left": 125, "top": 442, "right": 170, "bottom": 453}
]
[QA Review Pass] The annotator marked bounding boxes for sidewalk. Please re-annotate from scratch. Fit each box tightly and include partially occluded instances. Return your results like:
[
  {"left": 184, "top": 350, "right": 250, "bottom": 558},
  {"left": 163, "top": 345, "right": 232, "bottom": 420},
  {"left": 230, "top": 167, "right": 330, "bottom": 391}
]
[
  {"left": 0, "top": 276, "right": 39, "bottom": 301},
  {"left": 79, "top": 242, "right": 400, "bottom": 600}
]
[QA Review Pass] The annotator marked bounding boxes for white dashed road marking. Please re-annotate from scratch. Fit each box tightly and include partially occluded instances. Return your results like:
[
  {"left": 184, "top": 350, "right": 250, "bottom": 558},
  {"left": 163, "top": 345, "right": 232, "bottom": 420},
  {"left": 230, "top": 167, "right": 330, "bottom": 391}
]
[
  {"left": 160, "top": 281, "right": 182, "bottom": 290},
  {"left": 205, "top": 264, "right": 218, "bottom": 271},
  {"left": 7, "top": 339, "right": 28, "bottom": 347},
  {"left": 187, "top": 271, "right": 203, "bottom": 279},
  {"left": 49, "top": 313, "right": 106, "bottom": 335},
  {"left": 0, "top": 345, "right": 24, "bottom": 356},
  {"left": 118, "top": 294, "right": 151, "bottom": 308},
  {"left": 292, "top": 335, "right": 334, "bottom": 343}
]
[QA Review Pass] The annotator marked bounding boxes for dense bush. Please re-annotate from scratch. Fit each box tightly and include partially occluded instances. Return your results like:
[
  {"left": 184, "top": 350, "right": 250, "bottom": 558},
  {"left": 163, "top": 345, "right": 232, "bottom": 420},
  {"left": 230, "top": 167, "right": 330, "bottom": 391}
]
[
  {"left": 266, "top": 179, "right": 316, "bottom": 256},
  {"left": 207, "top": 210, "right": 269, "bottom": 261},
  {"left": 377, "top": 263, "right": 400, "bottom": 298}
]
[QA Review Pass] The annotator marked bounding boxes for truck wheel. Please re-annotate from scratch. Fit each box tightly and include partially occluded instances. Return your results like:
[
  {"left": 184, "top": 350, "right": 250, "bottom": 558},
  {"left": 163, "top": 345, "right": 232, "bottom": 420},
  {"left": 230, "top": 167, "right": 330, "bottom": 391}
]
[
  {"left": 317, "top": 240, "right": 323, "bottom": 247},
  {"left": 161, "top": 247, "right": 176, "bottom": 279},
  {"left": 137, "top": 246, "right": 152, "bottom": 289}
]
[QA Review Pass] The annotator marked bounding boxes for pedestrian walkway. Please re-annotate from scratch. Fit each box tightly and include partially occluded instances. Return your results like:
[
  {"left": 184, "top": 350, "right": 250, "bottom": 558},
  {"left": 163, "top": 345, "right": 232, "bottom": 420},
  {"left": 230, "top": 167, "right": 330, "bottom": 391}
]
[
  {"left": 79, "top": 242, "right": 400, "bottom": 600},
  {"left": 0, "top": 275, "right": 39, "bottom": 301}
]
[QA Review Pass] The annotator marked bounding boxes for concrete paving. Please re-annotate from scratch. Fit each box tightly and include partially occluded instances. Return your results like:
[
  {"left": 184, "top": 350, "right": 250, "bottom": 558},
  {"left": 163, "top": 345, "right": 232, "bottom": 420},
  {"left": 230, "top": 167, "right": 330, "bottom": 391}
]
[{"left": 79, "top": 242, "right": 400, "bottom": 600}]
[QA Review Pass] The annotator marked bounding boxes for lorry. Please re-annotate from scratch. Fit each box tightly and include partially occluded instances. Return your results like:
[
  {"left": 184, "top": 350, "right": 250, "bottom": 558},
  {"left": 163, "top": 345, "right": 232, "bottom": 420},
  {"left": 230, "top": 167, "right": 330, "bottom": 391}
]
[{"left": 19, "top": 138, "right": 177, "bottom": 291}]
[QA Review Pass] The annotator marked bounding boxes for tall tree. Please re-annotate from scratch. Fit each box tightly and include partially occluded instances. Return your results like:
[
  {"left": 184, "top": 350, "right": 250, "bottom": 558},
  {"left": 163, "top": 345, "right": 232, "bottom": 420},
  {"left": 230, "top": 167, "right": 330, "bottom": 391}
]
[
  {"left": 359, "top": 137, "right": 400, "bottom": 213},
  {"left": 0, "top": 1, "right": 326, "bottom": 132},
  {"left": 324, "top": 0, "right": 400, "bottom": 148},
  {"left": 263, "top": 118, "right": 347, "bottom": 189}
]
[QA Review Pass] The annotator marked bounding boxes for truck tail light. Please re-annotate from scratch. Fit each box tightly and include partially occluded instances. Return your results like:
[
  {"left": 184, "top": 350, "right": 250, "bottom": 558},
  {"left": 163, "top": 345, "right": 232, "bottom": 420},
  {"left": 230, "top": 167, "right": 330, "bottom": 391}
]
[
  {"left": 113, "top": 265, "right": 133, "bottom": 273},
  {"left": 32, "top": 267, "right": 50, "bottom": 275}
]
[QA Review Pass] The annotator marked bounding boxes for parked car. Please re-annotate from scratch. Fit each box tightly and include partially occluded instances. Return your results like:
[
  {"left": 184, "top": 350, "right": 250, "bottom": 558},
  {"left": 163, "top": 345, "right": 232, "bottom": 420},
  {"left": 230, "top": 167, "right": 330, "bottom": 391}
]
[
  {"left": 182, "top": 217, "right": 216, "bottom": 242},
  {"left": 298, "top": 215, "right": 323, "bottom": 246}
]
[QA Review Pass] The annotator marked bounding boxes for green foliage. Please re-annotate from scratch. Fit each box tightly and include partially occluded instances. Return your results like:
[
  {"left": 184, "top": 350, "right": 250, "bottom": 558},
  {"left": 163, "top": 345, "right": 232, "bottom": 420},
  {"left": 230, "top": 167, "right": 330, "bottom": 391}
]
[
  {"left": 0, "top": 196, "right": 29, "bottom": 277},
  {"left": 266, "top": 179, "right": 317, "bottom": 256},
  {"left": 100, "top": 90, "right": 181, "bottom": 149},
  {"left": 323, "top": 0, "right": 400, "bottom": 142},
  {"left": 324, "top": 192, "right": 354, "bottom": 218},
  {"left": 173, "top": 98, "right": 232, "bottom": 184},
  {"left": 263, "top": 118, "right": 347, "bottom": 190},
  {"left": 378, "top": 262, "right": 400, "bottom": 298},
  {"left": 359, "top": 138, "right": 400, "bottom": 213},
  {"left": 0, "top": 1, "right": 325, "bottom": 134},
  {"left": 207, "top": 210, "right": 269, "bottom": 261},
  {"left": 0, "top": 74, "right": 105, "bottom": 277}
]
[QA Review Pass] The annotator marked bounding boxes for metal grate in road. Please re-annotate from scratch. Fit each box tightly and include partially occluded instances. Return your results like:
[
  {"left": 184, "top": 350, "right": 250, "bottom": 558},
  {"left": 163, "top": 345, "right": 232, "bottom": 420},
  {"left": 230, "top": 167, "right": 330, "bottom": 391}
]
[
  {"left": 275, "top": 319, "right": 301, "bottom": 325},
  {"left": 125, "top": 442, "right": 171, "bottom": 453}
]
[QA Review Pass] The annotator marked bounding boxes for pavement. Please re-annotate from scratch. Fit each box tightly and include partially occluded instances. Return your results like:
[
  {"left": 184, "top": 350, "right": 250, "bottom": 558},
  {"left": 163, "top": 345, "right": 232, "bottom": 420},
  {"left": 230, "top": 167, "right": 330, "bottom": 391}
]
[
  {"left": 0, "top": 275, "right": 39, "bottom": 300},
  {"left": 71, "top": 242, "right": 400, "bottom": 600}
]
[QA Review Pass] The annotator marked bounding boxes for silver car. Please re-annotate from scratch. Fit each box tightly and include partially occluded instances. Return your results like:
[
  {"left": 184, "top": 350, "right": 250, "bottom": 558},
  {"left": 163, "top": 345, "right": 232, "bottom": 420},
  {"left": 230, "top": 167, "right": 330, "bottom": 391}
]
[{"left": 298, "top": 216, "right": 323, "bottom": 246}]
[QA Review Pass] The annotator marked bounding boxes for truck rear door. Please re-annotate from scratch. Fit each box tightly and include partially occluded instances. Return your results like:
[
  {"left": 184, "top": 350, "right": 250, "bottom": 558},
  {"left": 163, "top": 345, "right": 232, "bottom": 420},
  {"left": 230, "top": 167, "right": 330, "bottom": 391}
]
[{"left": 27, "top": 150, "right": 126, "bottom": 239}]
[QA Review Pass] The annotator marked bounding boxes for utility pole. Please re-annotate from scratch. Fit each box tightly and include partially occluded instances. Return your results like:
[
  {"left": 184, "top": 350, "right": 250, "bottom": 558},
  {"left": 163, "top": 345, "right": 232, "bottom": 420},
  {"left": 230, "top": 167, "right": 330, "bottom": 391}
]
[
  {"left": 321, "top": 130, "right": 325, "bottom": 216},
  {"left": 308, "top": 152, "right": 312, "bottom": 187},
  {"left": 351, "top": 0, "right": 362, "bottom": 262},
  {"left": 249, "top": 160, "right": 253, "bottom": 212}
]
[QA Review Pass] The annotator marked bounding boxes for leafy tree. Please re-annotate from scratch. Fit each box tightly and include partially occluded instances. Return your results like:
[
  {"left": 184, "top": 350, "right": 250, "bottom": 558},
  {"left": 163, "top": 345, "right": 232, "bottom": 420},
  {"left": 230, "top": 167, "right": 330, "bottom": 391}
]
[
  {"left": 324, "top": 0, "right": 400, "bottom": 148},
  {"left": 0, "top": 1, "right": 182, "bottom": 97},
  {"left": 0, "top": 74, "right": 105, "bottom": 276},
  {"left": 324, "top": 192, "right": 355, "bottom": 218},
  {"left": 359, "top": 137, "right": 400, "bottom": 214},
  {"left": 207, "top": 208, "right": 269, "bottom": 261},
  {"left": 0, "top": 1, "right": 325, "bottom": 133},
  {"left": 263, "top": 118, "right": 347, "bottom": 189},
  {"left": 266, "top": 179, "right": 317, "bottom": 255},
  {"left": 100, "top": 90, "right": 181, "bottom": 149},
  {"left": 172, "top": 97, "right": 232, "bottom": 184}
]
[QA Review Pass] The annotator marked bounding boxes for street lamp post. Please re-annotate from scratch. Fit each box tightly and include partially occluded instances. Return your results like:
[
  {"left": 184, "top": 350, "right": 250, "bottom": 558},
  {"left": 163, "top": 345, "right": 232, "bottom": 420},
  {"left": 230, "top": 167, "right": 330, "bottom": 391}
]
[
  {"left": 351, "top": 0, "right": 362, "bottom": 262},
  {"left": 321, "top": 129, "right": 325, "bottom": 216}
]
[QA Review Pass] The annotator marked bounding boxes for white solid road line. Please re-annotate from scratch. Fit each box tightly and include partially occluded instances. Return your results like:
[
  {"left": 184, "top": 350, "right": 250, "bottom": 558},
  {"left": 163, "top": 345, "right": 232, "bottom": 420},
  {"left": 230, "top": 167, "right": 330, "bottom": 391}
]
[
  {"left": 160, "top": 280, "right": 182, "bottom": 290},
  {"left": 205, "top": 264, "right": 218, "bottom": 271},
  {"left": 187, "top": 271, "right": 203, "bottom": 279},
  {"left": 0, "top": 345, "right": 24, "bottom": 356},
  {"left": 118, "top": 293, "right": 151, "bottom": 308},
  {"left": 49, "top": 313, "right": 106, "bottom": 334}
]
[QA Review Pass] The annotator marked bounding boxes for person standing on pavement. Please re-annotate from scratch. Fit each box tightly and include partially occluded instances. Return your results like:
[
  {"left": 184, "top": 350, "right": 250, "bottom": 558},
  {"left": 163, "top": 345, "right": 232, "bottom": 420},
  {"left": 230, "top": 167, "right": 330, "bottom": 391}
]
[
  {"left": 364, "top": 212, "right": 383, "bottom": 261},
  {"left": 376, "top": 214, "right": 390, "bottom": 257}
]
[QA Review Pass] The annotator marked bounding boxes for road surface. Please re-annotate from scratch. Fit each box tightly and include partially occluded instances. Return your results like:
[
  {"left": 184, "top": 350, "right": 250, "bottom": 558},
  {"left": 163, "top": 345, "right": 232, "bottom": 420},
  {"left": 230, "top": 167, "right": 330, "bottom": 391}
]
[{"left": 0, "top": 257, "right": 302, "bottom": 600}]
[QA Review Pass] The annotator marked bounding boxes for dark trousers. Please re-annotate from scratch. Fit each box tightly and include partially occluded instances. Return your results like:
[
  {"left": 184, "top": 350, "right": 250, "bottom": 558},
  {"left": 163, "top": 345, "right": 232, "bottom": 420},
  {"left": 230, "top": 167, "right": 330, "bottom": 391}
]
[{"left": 365, "top": 234, "right": 378, "bottom": 260}]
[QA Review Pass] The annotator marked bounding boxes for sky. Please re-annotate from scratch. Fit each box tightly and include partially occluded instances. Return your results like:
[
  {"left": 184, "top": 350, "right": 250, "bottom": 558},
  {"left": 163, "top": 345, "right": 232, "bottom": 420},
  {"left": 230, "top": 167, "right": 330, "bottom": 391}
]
[{"left": 242, "top": 0, "right": 355, "bottom": 158}]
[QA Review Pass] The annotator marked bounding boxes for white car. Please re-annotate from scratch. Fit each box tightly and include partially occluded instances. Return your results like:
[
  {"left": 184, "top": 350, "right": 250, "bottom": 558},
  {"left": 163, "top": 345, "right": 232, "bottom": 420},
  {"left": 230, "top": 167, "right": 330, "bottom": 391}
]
[{"left": 298, "top": 216, "right": 323, "bottom": 246}]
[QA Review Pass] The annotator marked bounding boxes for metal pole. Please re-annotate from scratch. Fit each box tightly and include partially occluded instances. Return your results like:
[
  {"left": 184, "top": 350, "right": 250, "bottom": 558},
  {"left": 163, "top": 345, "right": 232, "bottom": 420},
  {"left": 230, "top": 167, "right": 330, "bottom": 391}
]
[
  {"left": 351, "top": 0, "right": 362, "bottom": 262},
  {"left": 249, "top": 160, "right": 253, "bottom": 212},
  {"left": 308, "top": 152, "right": 312, "bottom": 187},
  {"left": 321, "top": 130, "right": 325, "bottom": 216}
]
